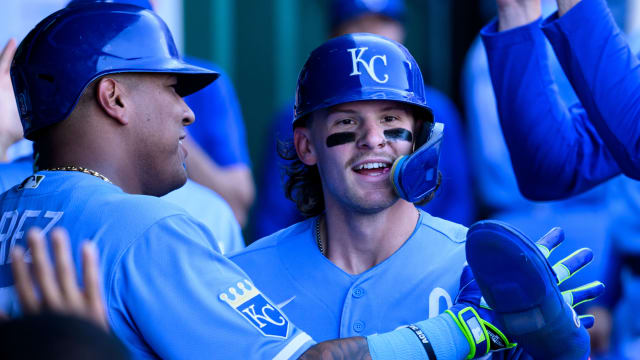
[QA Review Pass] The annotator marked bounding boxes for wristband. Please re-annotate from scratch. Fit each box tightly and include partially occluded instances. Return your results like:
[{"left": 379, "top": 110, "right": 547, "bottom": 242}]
[{"left": 407, "top": 324, "right": 437, "bottom": 359}]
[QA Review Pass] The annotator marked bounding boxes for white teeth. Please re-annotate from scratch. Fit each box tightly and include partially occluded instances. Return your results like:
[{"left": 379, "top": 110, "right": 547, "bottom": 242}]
[
  {"left": 178, "top": 140, "right": 183, "bottom": 145},
  {"left": 355, "top": 162, "right": 387, "bottom": 170}
]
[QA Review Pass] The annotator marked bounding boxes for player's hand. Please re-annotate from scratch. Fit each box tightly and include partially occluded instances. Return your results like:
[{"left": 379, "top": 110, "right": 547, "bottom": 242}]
[
  {"left": 450, "top": 228, "right": 605, "bottom": 359},
  {"left": 467, "top": 223, "right": 605, "bottom": 359},
  {"left": 446, "top": 265, "right": 516, "bottom": 359},
  {"left": 536, "top": 228, "right": 605, "bottom": 328},
  {"left": 10, "top": 227, "right": 109, "bottom": 331},
  {"left": 494, "top": 0, "right": 541, "bottom": 31},
  {"left": 0, "top": 38, "right": 23, "bottom": 161}
]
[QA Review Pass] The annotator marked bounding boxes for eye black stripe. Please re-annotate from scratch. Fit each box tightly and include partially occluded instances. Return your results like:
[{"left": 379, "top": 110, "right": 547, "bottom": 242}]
[
  {"left": 384, "top": 128, "right": 413, "bottom": 142},
  {"left": 326, "top": 132, "right": 356, "bottom": 147}
]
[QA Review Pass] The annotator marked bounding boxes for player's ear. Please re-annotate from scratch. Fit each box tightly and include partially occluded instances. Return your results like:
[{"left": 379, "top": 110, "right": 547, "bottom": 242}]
[
  {"left": 294, "top": 126, "right": 317, "bottom": 166},
  {"left": 96, "top": 76, "right": 129, "bottom": 125}
]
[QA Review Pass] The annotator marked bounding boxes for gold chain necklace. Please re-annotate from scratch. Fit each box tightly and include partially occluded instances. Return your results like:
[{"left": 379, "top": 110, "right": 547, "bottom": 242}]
[
  {"left": 315, "top": 211, "right": 421, "bottom": 256},
  {"left": 41, "top": 166, "right": 113, "bottom": 184},
  {"left": 315, "top": 216, "right": 325, "bottom": 256}
]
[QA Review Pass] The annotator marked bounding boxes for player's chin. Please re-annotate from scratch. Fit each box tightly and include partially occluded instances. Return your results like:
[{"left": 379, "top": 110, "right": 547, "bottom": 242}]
[
  {"left": 153, "top": 164, "right": 188, "bottom": 197},
  {"left": 351, "top": 192, "right": 398, "bottom": 213},
  {"left": 173, "top": 164, "right": 189, "bottom": 188}
]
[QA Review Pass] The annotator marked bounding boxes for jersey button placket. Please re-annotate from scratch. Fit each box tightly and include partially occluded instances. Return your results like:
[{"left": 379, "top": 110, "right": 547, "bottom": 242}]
[
  {"left": 352, "top": 287, "right": 366, "bottom": 298},
  {"left": 352, "top": 320, "right": 365, "bottom": 333}
]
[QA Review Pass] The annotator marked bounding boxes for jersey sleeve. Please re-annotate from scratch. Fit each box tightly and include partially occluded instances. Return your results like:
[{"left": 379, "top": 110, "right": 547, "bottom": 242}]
[
  {"left": 541, "top": 0, "right": 640, "bottom": 180},
  {"left": 107, "top": 215, "right": 314, "bottom": 359},
  {"left": 481, "top": 18, "right": 621, "bottom": 200}
]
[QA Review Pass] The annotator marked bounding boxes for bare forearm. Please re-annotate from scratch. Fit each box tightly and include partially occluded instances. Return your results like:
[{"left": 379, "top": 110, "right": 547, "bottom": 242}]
[
  {"left": 497, "top": 1, "right": 541, "bottom": 31},
  {"left": 557, "top": 0, "right": 581, "bottom": 16},
  {"left": 299, "top": 337, "right": 371, "bottom": 360}
]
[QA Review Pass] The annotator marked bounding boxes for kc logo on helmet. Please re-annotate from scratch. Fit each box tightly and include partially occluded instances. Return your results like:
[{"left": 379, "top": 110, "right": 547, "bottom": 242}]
[
  {"left": 219, "top": 280, "right": 290, "bottom": 338},
  {"left": 348, "top": 47, "right": 389, "bottom": 84}
]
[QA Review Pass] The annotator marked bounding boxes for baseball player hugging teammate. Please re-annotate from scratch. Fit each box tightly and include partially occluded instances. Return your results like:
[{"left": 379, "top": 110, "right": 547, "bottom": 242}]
[{"left": 0, "top": 0, "right": 615, "bottom": 359}]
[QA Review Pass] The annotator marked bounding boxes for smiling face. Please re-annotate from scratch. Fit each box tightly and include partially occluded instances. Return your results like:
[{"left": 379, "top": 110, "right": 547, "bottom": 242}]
[
  {"left": 127, "top": 74, "right": 195, "bottom": 196},
  {"left": 295, "top": 100, "right": 416, "bottom": 214}
]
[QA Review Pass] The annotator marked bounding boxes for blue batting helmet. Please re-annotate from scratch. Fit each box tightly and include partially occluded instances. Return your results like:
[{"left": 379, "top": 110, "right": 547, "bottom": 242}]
[
  {"left": 330, "top": 0, "right": 405, "bottom": 30},
  {"left": 11, "top": 3, "right": 218, "bottom": 140},
  {"left": 67, "top": 0, "right": 152, "bottom": 10},
  {"left": 293, "top": 32, "right": 432, "bottom": 126}
]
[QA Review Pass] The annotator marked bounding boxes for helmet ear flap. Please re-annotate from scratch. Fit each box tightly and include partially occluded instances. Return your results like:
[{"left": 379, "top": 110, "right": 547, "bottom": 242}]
[
  {"left": 412, "top": 108, "right": 435, "bottom": 151},
  {"left": 413, "top": 120, "right": 432, "bottom": 152}
]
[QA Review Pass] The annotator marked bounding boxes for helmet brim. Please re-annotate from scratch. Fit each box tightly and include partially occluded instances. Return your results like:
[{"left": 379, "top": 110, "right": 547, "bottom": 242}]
[
  {"left": 294, "top": 88, "right": 434, "bottom": 126},
  {"left": 90, "top": 58, "right": 220, "bottom": 97}
]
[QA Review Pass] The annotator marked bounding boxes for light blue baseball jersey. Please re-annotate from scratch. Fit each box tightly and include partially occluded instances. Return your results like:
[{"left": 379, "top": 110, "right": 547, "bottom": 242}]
[
  {"left": 231, "top": 209, "right": 467, "bottom": 342},
  {"left": 0, "top": 157, "right": 245, "bottom": 255},
  {"left": 162, "top": 179, "right": 244, "bottom": 255},
  {"left": 0, "top": 171, "right": 313, "bottom": 359}
]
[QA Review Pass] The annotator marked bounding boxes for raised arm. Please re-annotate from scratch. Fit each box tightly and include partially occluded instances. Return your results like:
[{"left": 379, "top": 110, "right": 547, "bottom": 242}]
[
  {"left": 482, "top": 0, "right": 621, "bottom": 200},
  {"left": 542, "top": 0, "right": 640, "bottom": 179}
]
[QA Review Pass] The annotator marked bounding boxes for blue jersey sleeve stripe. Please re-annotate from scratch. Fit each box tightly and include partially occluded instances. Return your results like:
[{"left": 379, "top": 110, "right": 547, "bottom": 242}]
[{"left": 273, "top": 332, "right": 315, "bottom": 360}]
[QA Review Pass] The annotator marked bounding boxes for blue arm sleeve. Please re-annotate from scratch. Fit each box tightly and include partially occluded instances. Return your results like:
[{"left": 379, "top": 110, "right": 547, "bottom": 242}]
[
  {"left": 108, "top": 215, "right": 313, "bottom": 359},
  {"left": 183, "top": 57, "right": 251, "bottom": 167},
  {"left": 541, "top": 0, "right": 640, "bottom": 179},
  {"left": 481, "top": 18, "right": 621, "bottom": 200}
]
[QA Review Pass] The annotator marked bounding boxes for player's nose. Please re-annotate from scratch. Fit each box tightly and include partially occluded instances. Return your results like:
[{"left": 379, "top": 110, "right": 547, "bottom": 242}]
[
  {"left": 182, "top": 100, "right": 195, "bottom": 126},
  {"left": 356, "top": 121, "right": 386, "bottom": 149}
]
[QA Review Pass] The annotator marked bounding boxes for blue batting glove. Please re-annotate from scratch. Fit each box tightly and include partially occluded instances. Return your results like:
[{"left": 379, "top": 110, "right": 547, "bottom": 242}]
[{"left": 466, "top": 221, "right": 605, "bottom": 360}]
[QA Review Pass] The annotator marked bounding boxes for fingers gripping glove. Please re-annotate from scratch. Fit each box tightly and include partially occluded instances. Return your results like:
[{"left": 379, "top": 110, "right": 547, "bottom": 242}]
[
  {"left": 465, "top": 221, "right": 605, "bottom": 360},
  {"left": 391, "top": 122, "right": 444, "bottom": 203},
  {"left": 446, "top": 265, "right": 516, "bottom": 359}
]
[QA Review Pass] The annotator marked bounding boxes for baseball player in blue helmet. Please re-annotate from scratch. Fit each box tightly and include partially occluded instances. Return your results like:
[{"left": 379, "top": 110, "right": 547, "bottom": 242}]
[
  {"left": 67, "top": 0, "right": 255, "bottom": 227},
  {"left": 255, "top": 0, "right": 474, "bottom": 239},
  {"left": 232, "top": 32, "right": 604, "bottom": 359},
  {"left": 61, "top": 0, "right": 247, "bottom": 253},
  {"left": 0, "top": 3, "right": 319, "bottom": 358}
]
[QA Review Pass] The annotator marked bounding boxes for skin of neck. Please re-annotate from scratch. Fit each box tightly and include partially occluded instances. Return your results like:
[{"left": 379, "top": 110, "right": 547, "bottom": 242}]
[
  {"left": 35, "top": 103, "right": 143, "bottom": 194},
  {"left": 322, "top": 193, "right": 420, "bottom": 275}
]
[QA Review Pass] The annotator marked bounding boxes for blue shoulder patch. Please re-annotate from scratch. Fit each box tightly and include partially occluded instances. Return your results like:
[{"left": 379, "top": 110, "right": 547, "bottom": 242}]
[{"left": 219, "top": 280, "right": 290, "bottom": 339}]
